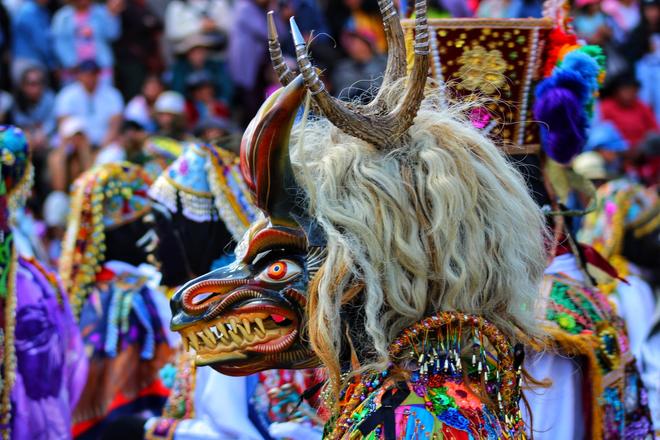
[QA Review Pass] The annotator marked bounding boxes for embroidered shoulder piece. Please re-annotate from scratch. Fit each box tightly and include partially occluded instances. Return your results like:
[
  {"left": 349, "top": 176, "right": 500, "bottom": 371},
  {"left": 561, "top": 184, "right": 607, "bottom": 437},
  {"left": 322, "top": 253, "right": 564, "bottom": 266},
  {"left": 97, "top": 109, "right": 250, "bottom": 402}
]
[
  {"left": 541, "top": 274, "right": 653, "bottom": 439},
  {"left": 327, "top": 312, "right": 527, "bottom": 439}
]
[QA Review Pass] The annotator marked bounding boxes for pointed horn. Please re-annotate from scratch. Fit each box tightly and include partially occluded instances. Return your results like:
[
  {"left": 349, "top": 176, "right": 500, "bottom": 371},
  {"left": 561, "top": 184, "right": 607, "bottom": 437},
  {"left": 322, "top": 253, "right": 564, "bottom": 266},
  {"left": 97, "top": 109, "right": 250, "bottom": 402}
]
[
  {"left": 365, "top": 0, "right": 406, "bottom": 108},
  {"left": 291, "top": 17, "right": 393, "bottom": 147},
  {"left": 380, "top": 0, "right": 429, "bottom": 134},
  {"left": 268, "top": 11, "right": 295, "bottom": 86},
  {"left": 291, "top": 0, "right": 429, "bottom": 149},
  {"left": 239, "top": 76, "right": 305, "bottom": 226}
]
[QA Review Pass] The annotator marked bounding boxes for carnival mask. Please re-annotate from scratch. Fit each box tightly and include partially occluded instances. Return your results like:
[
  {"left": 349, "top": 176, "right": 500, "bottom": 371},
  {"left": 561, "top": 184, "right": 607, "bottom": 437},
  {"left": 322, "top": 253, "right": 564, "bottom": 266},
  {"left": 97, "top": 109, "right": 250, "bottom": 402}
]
[
  {"left": 170, "top": 77, "right": 324, "bottom": 375},
  {"left": 171, "top": 0, "right": 430, "bottom": 373}
]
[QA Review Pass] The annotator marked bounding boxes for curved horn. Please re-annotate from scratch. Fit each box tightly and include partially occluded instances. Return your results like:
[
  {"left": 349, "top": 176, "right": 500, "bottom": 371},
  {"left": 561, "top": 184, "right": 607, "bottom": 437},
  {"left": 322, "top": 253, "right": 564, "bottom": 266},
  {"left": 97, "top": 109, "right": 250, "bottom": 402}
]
[
  {"left": 239, "top": 76, "right": 305, "bottom": 226},
  {"left": 291, "top": 0, "right": 429, "bottom": 149},
  {"left": 268, "top": 11, "right": 295, "bottom": 86},
  {"left": 363, "top": 0, "right": 407, "bottom": 112}
]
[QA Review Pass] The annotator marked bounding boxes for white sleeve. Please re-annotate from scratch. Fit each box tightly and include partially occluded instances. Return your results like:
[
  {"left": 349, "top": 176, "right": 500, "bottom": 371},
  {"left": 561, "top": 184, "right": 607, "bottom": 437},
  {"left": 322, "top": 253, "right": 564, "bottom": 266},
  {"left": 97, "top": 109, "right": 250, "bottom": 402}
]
[
  {"left": 174, "top": 368, "right": 263, "bottom": 440},
  {"left": 164, "top": 1, "right": 199, "bottom": 42},
  {"left": 522, "top": 351, "right": 585, "bottom": 440},
  {"left": 610, "top": 275, "right": 656, "bottom": 363},
  {"left": 54, "top": 88, "right": 73, "bottom": 118}
]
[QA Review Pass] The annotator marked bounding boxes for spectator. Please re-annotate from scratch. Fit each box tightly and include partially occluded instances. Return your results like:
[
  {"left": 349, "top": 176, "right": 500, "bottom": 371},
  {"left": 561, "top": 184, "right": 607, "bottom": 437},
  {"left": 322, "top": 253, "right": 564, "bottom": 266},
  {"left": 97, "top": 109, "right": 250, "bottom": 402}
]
[
  {"left": 624, "top": 0, "right": 660, "bottom": 67},
  {"left": 600, "top": 73, "right": 659, "bottom": 149},
  {"left": 337, "top": 0, "right": 386, "bottom": 53},
  {"left": 54, "top": 59, "right": 124, "bottom": 147},
  {"left": 184, "top": 71, "right": 230, "bottom": 129},
  {"left": 113, "top": 0, "right": 163, "bottom": 99},
  {"left": 229, "top": 0, "right": 286, "bottom": 126},
  {"left": 332, "top": 30, "right": 386, "bottom": 102},
  {"left": 51, "top": 0, "right": 123, "bottom": 84},
  {"left": 168, "top": 34, "right": 233, "bottom": 105},
  {"left": 164, "top": 0, "right": 232, "bottom": 54},
  {"left": 194, "top": 116, "right": 237, "bottom": 145},
  {"left": 11, "top": 65, "right": 55, "bottom": 205},
  {"left": 573, "top": 0, "right": 614, "bottom": 45},
  {"left": 124, "top": 74, "right": 164, "bottom": 133},
  {"left": 636, "top": 34, "right": 660, "bottom": 120},
  {"left": 603, "top": 0, "right": 641, "bottom": 35},
  {"left": 12, "top": 0, "right": 56, "bottom": 74},
  {"left": 48, "top": 116, "right": 94, "bottom": 192},
  {"left": 11, "top": 66, "right": 56, "bottom": 151},
  {"left": 153, "top": 90, "right": 187, "bottom": 140},
  {"left": 95, "top": 119, "right": 148, "bottom": 165}
]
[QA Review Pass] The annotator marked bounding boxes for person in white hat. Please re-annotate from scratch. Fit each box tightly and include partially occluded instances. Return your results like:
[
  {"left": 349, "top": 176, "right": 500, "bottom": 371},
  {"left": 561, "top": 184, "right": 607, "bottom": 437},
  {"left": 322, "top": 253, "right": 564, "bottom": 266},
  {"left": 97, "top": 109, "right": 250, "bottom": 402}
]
[{"left": 153, "top": 91, "right": 188, "bottom": 141}]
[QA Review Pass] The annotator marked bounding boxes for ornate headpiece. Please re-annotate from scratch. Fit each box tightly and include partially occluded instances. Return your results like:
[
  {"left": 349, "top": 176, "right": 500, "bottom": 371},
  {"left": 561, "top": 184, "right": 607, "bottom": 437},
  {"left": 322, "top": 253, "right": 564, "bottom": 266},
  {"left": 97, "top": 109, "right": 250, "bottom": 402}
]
[
  {"left": 400, "top": 9, "right": 605, "bottom": 160},
  {"left": 143, "top": 136, "right": 184, "bottom": 180},
  {"left": 59, "top": 162, "right": 153, "bottom": 317},
  {"left": 0, "top": 126, "right": 31, "bottom": 439},
  {"left": 148, "top": 143, "right": 257, "bottom": 240}
]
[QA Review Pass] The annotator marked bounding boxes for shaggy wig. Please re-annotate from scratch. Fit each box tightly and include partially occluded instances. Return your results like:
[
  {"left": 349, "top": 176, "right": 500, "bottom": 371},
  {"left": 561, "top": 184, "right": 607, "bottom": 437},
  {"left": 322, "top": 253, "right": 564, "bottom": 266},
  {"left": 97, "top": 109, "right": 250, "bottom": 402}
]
[{"left": 290, "top": 82, "right": 548, "bottom": 386}]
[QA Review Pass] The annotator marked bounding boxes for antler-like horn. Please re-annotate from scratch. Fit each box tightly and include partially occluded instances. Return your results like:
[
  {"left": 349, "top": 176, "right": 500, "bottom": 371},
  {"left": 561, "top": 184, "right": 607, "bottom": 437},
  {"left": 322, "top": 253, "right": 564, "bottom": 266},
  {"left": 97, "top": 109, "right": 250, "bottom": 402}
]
[
  {"left": 239, "top": 76, "right": 305, "bottom": 227},
  {"left": 290, "top": 0, "right": 429, "bottom": 148},
  {"left": 363, "top": 0, "right": 407, "bottom": 112},
  {"left": 268, "top": 11, "right": 296, "bottom": 86}
]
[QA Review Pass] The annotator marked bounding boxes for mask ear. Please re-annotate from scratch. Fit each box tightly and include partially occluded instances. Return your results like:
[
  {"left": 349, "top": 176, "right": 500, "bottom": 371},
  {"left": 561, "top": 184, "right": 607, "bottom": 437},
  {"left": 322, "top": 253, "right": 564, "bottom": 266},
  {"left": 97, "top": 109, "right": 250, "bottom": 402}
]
[{"left": 240, "top": 75, "right": 307, "bottom": 228}]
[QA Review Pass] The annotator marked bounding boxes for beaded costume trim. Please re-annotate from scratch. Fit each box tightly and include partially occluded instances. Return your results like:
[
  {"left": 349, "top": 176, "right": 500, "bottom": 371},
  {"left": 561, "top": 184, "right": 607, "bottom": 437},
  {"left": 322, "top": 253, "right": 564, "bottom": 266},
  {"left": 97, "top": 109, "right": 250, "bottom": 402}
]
[
  {"left": 326, "top": 312, "right": 526, "bottom": 439},
  {"left": 541, "top": 274, "right": 654, "bottom": 439}
]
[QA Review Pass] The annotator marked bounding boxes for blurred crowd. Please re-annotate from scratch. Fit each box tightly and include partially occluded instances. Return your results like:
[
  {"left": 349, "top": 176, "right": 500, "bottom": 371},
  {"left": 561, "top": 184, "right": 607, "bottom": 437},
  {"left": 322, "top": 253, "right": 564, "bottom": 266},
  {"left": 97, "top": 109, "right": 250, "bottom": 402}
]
[{"left": 0, "top": 0, "right": 658, "bottom": 268}]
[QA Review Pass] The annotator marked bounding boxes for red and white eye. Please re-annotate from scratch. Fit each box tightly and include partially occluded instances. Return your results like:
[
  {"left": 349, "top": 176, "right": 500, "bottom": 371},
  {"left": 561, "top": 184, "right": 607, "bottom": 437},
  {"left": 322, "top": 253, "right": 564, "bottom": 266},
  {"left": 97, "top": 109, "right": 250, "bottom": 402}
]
[{"left": 258, "top": 259, "right": 302, "bottom": 283}]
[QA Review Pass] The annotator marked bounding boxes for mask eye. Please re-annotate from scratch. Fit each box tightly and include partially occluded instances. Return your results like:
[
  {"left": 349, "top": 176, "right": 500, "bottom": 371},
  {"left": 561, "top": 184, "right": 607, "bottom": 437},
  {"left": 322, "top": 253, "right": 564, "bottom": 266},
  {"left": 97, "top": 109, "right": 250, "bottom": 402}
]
[{"left": 258, "top": 259, "right": 302, "bottom": 283}]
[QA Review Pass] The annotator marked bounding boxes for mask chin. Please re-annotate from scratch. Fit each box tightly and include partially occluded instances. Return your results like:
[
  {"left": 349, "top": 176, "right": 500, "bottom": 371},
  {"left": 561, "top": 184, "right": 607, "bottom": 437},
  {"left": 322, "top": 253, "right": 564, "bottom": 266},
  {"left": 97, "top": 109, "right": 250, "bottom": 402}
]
[{"left": 104, "top": 218, "right": 151, "bottom": 266}]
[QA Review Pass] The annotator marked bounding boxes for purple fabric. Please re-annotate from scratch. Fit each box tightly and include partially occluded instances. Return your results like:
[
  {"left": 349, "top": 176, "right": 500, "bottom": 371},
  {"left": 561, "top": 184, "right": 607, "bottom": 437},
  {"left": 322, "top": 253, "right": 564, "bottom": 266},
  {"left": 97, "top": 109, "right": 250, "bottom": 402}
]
[
  {"left": 228, "top": 0, "right": 288, "bottom": 89},
  {"left": 533, "top": 86, "right": 586, "bottom": 164},
  {"left": 11, "top": 258, "right": 88, "bottom": 440}
]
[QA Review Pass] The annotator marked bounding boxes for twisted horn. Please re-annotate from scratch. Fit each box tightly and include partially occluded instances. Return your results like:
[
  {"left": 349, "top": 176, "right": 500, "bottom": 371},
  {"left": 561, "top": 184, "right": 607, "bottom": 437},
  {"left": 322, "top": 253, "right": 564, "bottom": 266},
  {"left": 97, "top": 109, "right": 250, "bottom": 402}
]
[
  {"left": 291, "top": 0, "right": 429, "bottom": 149},
  {"left": 363, "top": 0, "right": 407, "bottom": 113},
  {"left": 268, "top": 11, "right": 295, "bottom": 86}
]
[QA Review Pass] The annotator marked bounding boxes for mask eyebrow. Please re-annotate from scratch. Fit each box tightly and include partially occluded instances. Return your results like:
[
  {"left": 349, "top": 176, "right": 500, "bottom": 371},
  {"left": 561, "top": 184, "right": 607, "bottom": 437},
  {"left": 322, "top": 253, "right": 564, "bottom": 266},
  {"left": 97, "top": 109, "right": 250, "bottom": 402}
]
[{"left": 242, "top": 226, "right": 307, "bottom": 264}]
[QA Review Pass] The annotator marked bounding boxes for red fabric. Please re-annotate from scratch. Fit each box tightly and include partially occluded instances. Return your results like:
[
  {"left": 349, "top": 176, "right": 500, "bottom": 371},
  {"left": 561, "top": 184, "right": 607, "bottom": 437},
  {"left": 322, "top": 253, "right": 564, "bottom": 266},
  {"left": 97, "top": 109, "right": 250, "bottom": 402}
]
[
  {"left": 600, "top": 98, "right": 659, "bottom": 148},
  {"left": 185, "top": 100, "right": 231, "bottom": 129},
  {"left": 96, "top": 267, "right": 115, "bottom": 282}
]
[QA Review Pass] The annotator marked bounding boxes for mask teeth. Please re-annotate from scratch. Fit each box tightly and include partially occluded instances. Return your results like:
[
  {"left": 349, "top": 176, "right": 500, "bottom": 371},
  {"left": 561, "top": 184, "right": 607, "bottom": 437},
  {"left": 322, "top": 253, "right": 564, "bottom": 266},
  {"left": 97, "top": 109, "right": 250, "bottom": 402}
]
[{"left": 184, "top": 314, "right": 294, "bottom": 352}]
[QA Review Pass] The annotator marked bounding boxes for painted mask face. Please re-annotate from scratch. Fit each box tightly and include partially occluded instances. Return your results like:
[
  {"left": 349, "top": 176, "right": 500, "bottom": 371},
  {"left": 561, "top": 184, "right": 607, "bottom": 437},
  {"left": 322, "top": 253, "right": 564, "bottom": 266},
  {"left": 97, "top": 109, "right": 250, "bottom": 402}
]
[
  {"left": 170, "top": 219, "right": 324, "bottom": 375},
  {"left": 170, "top": 77, "right": 324, "bottom": 375}
]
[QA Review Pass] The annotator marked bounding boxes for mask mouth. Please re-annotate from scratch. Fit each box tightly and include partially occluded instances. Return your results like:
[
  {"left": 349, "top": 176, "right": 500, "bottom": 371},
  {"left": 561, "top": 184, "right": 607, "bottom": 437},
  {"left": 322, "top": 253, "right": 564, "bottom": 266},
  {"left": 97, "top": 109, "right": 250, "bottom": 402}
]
[{"left": 178, "top": 295, "right": 300, "bottom": 367}]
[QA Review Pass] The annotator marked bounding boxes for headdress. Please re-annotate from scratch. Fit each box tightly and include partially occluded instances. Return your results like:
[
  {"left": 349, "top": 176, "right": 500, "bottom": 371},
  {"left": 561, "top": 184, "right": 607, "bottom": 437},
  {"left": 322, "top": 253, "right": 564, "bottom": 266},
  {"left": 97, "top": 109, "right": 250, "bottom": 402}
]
[
  {"left": 0, "top": 126, "right": 31, "bottom": 439},
  {"left": 143, "top": 136, "right": 184, "bottom": 180},
  {"left": 148, "top": 143, "right": 257, "bottom": 240},
  {"left": 59, "top": 162, "right": 153, "bottom": 317}
]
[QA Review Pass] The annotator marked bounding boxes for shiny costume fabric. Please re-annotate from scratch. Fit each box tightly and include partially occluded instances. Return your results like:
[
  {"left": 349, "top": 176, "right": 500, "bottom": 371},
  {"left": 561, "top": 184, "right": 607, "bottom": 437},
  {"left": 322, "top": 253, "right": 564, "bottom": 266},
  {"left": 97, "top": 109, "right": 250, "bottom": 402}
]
[
  {"left": 12, "top": 257, "right": 87, "bottom": 440},
  {"left": 73, "top": 262, "right": 173, "bottom": 438},
  {"left": 541, "top": 273, "right": 653, "bottom": 439}
]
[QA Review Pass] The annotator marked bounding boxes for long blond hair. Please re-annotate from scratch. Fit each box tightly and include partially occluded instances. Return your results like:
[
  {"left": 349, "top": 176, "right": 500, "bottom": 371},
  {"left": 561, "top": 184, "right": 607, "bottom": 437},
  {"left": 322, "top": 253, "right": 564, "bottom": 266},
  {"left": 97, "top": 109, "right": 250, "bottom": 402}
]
[{"left": 291, "top": 84, "right": 548, "bottom": 388}]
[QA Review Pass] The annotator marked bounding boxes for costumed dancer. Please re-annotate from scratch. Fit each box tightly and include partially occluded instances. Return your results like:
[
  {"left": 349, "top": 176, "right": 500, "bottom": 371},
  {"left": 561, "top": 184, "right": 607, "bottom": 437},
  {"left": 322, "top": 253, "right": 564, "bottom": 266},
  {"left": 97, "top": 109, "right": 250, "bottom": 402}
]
[
  {"left": 169, "top": 0, "right": 554, "bottom": 437},
  {"left": 0, "top": 126, "right": 87, "bottom": 439},
  {"left": 143, "top": 142, "right": 324, "bottom": 440},
  {"left": 399, "top": 6, "right": 655, "bottom": 437},
  {"left": 579, "top": 179, "right": 660, "bottom": 430},
  {"left": 59, "top": 163, "right": 175, "bottom": 438},
  {"left": 143, "top": 141, "right": 262, "bottom": 439}
]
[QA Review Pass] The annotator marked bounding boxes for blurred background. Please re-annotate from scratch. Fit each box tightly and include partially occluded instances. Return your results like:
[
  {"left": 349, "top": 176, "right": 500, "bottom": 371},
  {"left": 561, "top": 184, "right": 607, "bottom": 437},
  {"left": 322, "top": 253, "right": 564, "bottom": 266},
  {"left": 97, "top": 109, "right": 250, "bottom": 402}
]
[{"left": 0, "top": 0, "right": 658, "bottom": 268}]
